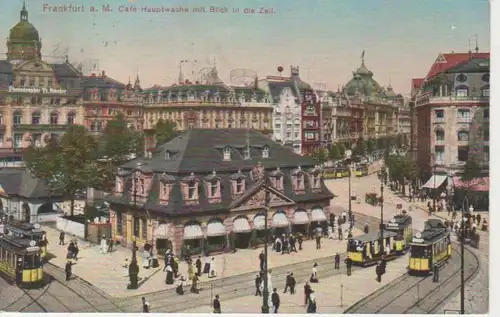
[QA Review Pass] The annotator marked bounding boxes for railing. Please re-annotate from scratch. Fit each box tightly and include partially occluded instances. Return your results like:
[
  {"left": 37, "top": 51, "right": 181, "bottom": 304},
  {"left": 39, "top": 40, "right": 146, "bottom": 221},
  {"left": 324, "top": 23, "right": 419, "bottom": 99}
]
[{"left": 417, "top": 93, "right": 489, "bottom": 106}]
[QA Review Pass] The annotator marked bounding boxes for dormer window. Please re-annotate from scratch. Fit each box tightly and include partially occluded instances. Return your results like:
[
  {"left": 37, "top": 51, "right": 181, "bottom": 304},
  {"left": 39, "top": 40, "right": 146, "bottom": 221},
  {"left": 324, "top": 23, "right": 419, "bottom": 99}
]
[
  {"left": 165, "top": 151, "right": 171, "bottom": 160},
  {"left": 310, "top": 171, "right": 321, "bottom": 189},
  {"left": 139, "top": 178, "right": 145, "bottom": 195},
  {"left": 243, "top": 146, "right": 251, "bottom": 160},
  {"left": 236, "top": 179, "right": 245, "bottom": 193},
  {"left": 210, "top": 180, "right": 218, "bottom": 197},
  {"left": 275, "top": 175, "right": 283, "bottom": 190},
  {"left": 296, "top": 174, "right": 304, "bottom": 189},
  {"left": 188, "top": 181, "right": 197, "bottom": 199},
  {"left": 161, "top": 183, "right": 169, "bottom": 198},
  {"left": 262, "top": 147, "right": 269, "bottom": 158},
  {"left": 223, "top": 147, "right": 231, "bottom": 160},
  {"left": 116, "top": 176, "right": 124, "bottom": 193}
]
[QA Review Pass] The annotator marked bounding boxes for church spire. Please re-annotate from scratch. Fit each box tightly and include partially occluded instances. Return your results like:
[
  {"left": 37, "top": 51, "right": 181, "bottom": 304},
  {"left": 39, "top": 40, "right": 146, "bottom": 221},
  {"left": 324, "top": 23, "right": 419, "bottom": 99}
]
[
  {"left": 134, "top": 70, "right": 141, "bottom": 91},
  {"left": 20, "top": 0, "right": 28, "bottom": 21}
]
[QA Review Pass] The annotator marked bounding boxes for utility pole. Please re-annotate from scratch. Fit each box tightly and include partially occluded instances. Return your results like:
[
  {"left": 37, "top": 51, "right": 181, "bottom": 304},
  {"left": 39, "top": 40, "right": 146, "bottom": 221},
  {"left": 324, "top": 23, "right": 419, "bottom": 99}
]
[
  {"left": 261, "top": 180, "right": 270, "bottom": 313},
  {"left": 379, "top": 181, "right": 384, "bottom": 255},
  {"left": 460, "top": 197, "right": 468, "bottom": 314},
  {"left": 128, "top": 174, "right": 139, "bottom": 289}
]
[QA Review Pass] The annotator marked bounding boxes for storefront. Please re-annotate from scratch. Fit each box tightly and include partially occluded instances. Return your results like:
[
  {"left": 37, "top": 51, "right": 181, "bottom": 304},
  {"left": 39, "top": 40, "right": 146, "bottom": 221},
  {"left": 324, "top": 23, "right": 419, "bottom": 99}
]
[
  {"left": 452, "top": 177, "right": 489, "bottom": 211},
  {"left": 155, "top": 223, "right": 171, "bottom": 255},
  {"left": 310, "top": 207, "right": 328, "bottom": 236},
  {"left": 183, "top": 222, "right": 204, "bottom": 256},
  {"left": 292, "top": 209, "right": 310, "bottom": 234},
  {"left": 206, "top": 219, "right": 227, "bottom": 253},
  {"left": 232, "top": 216, "right": 252, "bottom": 249},
  {"left": 272, "top": 211, "right": 289, "bottom": 236}
]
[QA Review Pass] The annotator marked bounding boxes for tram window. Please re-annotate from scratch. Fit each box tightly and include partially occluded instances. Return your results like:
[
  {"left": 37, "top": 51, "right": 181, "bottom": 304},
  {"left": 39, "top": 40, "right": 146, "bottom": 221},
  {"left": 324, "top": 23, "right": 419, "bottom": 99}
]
[
  {"left": 24, "top": 254, "right": 34, "bottom": 269},
  {"left": 347, "top": 240, "right": 360, "bottom": 251},
  {"left": 410, "top": 245, "right": 430, "bottom": 258},
  {"left": 6, "top": 251, "right": 13, "bottom": 266},
  {"left": 33, "top": 254, "right": 41, "bottom": 267},
  {"left": 0, "top": 248, "right": 5, "bottom": 260}
]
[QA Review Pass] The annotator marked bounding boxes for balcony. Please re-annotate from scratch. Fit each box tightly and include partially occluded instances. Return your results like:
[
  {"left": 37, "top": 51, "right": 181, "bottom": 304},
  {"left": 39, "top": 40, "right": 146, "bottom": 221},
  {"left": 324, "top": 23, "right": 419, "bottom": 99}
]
[
  {"left": 433, "top": 117, "right": 445, "bottom": 124},
  {"left": 13, "top": 124, "right": 72, "bottom": 131},
  {"left": 417, "top": 93, "right": 489, "bottom": 106},
  {"left": 435, "top": 139, "right": 445, "bottom": 146},
  {"left": 457, "top": 139, "right": 469, "bottom": 146},
  {"left": 456, "top": 117, "right": 471, "bottom": 124}
]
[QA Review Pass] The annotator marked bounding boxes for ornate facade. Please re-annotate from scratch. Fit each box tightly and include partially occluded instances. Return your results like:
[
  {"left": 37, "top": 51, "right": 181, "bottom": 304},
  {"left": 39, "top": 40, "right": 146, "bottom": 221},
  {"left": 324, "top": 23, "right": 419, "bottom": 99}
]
[
  {"left": 106, "top": 129, "right": 334, "bottom": 256},
  {"left": 142, "top": 66, "right": 273, "bottom": 143}
]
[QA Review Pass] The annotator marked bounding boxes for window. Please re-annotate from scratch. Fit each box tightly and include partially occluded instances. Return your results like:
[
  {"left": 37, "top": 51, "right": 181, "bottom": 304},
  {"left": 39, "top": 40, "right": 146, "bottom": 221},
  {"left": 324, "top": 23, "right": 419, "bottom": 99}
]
[
  {"left": 13, "top": 111, "right": 22, "bottom": 125},
  {"left": 31, "top": 97, "right": 36, "bottom": 104},
  {"left": 133, "top": 217, "right": 140, "bottom": 238},
  {"left": 484, "top": 109, "right": 489, "bottom": 119},
  {"left": 305, "top": 132, "right": 316, "bottom": 140},
  {"left": 210, "top": 180, "right": 218, "bottom": 197},
  {"left": 457, "top": 130, "right": 469, "bottom": 142},
  {"left": 127, "top": 110, "right": 133, "bottom": 116},
  {"left": 484, "top": 130, "right": 489, "bottom": 141},
  {"left": 457, "top": 147, "right": 469, "bottom": 162},
  {"left": 457, "top": 110, "right": 470, "bottom": 122},
  {"left": 435, "top": 130, "right": 444, "bottom": 142},
  {"left": 50, "top": 112, "right": 59, "bottom": 124},
  {"left": 29, "top": 77, "right": 35, "bottom": 87},
  {"left": 161, "top": 184, "right": 169, "bottom": 199},
  {"left": 31, "top": 112, "right": 41, "bottom": 125},
  {"left": 48, "top": 79, "right": 52, "bottom": 87},
  {"left": 0, "top": 134, "right": 3, "bottom": 146},
  {"left": 243, "top": 147, "right": 250, "bottom": 159},
  {"left": 296, "top": 174, "right": 304, "bottom": 190},
  {"left": 116, "top": 212, "right": 123, "bottom": 235},
  {"left": 262, "top": 147, "right": 269, "bottom": 158},
  {"left": 286, "top": 123, "right": 292, "bottom": 129},
  {"left": 20, "top": 77, "right": 25, "bottom": 86},
  {"left": 223, "top": 147, "right": 231, "bottom": 160},
  {"left": 32, "top": 133, "right": 42, "bottom": 147},
  {"left": 275, "top": 124, "right": 281, "bottom": 129},
  {"left": 141, "top": 218, "right": 147, "bottom": 240},
  {"left": 188, "top": 181, "right": 196, "bottom": 199},
  {"left": 482, "top": 89, "right": 489, "bottom": 97},
  {"left": 294, "top": 132, "right": 299, "bottom": 138},
  {"left": 13, "top": 134, "right": 22, "bottom": 148},
  {"left": 286, "top": 132, "right": 291, "bottom": 138},
  {"left": 275, "top": 175, "right": 283, "bottom": 190},
  {"left": 435, "top": 149, "right": 444, "bottom": 163},
  {"left": 484, "top": 146, "right": 489, "bottom": 163},
  {"left": 236, "top": 179, "right": 244, "bottom": 193},
  {"left": 67, "top": 112, "right": 75, "bottom": 125},
  {"left": 139, "top": 178, "right": 145, "bottom": 195},
  {"left": 434, "top": 110, "right": 444, "bottom": 120}
]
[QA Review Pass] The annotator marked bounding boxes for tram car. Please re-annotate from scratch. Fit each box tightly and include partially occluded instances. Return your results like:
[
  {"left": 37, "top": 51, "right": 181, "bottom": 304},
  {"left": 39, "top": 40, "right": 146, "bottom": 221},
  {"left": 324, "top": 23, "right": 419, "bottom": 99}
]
[
  {"left": 408, "top": 219, "right": 452, "bottom": 274},
  {"left": 355, "top": 164, "right": 369, "bottom": 177},
  {"left": 347, "top": 230, "right": 399, "bottom": 267},
  {"left": 0, "top": 235, "right": 44, "bottom": 287},
  {"left": 335, "top": 166, "right": 350, "bottom": 178},
  {"left": 384, "top": 213, "right": 413, "bottom": 254},
  {"left": 4, "top": 222, "right": 48, "bottom": 259}
]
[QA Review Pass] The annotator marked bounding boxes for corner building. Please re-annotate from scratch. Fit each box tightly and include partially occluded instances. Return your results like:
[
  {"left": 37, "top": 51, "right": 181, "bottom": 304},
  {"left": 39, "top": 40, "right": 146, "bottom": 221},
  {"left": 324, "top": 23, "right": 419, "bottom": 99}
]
[{"left": 106, "top": 129, "right": 334, "bottom": 256}]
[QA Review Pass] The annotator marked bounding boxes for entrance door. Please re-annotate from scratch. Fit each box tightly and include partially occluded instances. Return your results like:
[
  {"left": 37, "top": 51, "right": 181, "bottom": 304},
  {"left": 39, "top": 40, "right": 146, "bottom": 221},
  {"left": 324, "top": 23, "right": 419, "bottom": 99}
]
[{"left": 234, "top": 232, "right": 252, "bottom": 249}]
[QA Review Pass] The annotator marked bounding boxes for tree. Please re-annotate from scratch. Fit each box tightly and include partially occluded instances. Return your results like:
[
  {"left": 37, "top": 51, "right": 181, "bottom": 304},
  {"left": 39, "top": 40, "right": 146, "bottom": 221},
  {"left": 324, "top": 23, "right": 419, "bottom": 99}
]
[
  {"left": 154, "top": 119, "right": 179, "bottom": 146},
  {"left": 352, "top": 139, "right": 367, "bottom": 156},
  {"left": 338, "top": 143, "right": 346, "bottom": 158},
  {"left": 327, "top": 144, "right": 341, "bottom": 161},
  {"left": 367, "top": 139, "right": 377, "bottom": 154},
  {"left": 24, "top": 125, "right": 103, "bottom": 216},
  {"left": 310, "top": 148, "right": 328, "bottom": 165},
  {"left": 461, "top": 157, "right": 483, "bottom": 183}
]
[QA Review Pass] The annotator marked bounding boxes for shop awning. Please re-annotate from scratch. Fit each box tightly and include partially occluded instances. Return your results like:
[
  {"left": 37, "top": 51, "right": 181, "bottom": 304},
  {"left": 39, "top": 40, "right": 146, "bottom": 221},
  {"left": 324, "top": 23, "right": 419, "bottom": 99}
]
[
  {"left": 422, "top": 175, "right": 447, "bottom": 189},
  {"left": 453, "top": 177, "right": 489, "bottom": 192},
  {"left": 207, "top": 221, "right": 226, "bottom": 237},
  {"left": 253, "top": 215, "right": 266, "bottom": 230},
  {"left": 233, "top": 217, "right": 251, "bottom": 233},
  {"left": 155, "top": 224, "right": 168, "bottom": 239},
  {"left": 293, "top": 210, "right": 310, "bottom": 224},
  {"left": 272, "top": 212, "right": 289, "bottom": 228},
  {"left": 311, "top": 208, "right": 327, "bottom": 222},
  {"left": 184, "top": 224, "right": 203, "bottom": 239}
]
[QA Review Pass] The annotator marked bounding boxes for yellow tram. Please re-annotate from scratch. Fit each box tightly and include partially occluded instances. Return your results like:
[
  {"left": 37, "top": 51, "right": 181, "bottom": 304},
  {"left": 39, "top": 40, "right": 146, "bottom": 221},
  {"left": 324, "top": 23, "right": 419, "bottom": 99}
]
[
  {"left": 5, "top": 222, "right": 47, "bottom": 259},
  {"left": 384, "top": 214, "right": 413, "bottom": 254},
  {"left": 0, "top": 235, "right": 44, "bottom": 287},
  {"left": 408, "top": 219, "right": 452, "bottom": 274},
  {"left": 355, "top": 164, "right": 369, "bottom": 177},
  {"left": 335, "top": 166, "right": 350, "bottom": 178},
  {"left": 347, "top": 230, "right": 399, "bottom": 266}
]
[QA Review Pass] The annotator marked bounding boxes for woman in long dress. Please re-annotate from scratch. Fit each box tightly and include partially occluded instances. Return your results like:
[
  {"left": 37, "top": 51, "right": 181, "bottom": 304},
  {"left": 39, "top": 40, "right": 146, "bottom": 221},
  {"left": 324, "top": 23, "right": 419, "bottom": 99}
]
[
  {"left": 307, "top": 290, "right": 317, "bottom": 313},
  {"left": 310, "top": 263, "right": 319, "bottom": 283},
  {"left": 187, "top": 261, "right": 194, "bottom": 281},
  {"left": 275, "top": 237, "right": 282, "bottom": 253},
  {"left": 208, "top": 257, "right": 217, "bottom": 278},
  {"left": 142, "top": 250, "right": 150, "bottom": 269},
  {"left": 100, "top": 236, "right": 108, "bottom": 254},
  {"left": 165, "top": 265, "right": 174, "bottom": 284},
  {"left": 175, "top": 275, "right": 185, "bottom": 295}
]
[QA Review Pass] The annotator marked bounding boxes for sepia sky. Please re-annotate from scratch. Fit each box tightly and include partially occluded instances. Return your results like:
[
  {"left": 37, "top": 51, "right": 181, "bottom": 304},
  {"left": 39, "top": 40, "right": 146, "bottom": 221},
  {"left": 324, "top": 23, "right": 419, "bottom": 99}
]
[{"left": 0, "top": 0, "right": 490, "bottom": 94}]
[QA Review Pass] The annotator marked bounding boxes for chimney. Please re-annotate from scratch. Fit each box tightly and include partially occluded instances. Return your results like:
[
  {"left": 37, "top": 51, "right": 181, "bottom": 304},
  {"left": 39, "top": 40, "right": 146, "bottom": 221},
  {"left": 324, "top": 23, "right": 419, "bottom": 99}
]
[{"left": 101, "top": 70, "right": 106, "bottom": 78}]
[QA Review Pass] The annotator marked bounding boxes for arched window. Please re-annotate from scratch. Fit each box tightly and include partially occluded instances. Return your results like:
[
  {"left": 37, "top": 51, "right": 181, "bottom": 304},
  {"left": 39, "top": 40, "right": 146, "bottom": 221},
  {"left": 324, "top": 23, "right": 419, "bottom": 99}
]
[
  {"left": 31, "top": 111, "right": 41, "bottom": 125},
  {"left": 13, "top": 110, "right": 22, "bottom": 125},
  {"left": 66, "top": 112, "right": 75, "bottom": 125},
  {"left": 50, "top": 111, "right": 59, "bottom": 124},
  {"left": 455, "top": 85, "right": 469, "bottom": 98},
  {"left": 481, "top": 85, "right": 489, "bottom": 97},
  {"left": 457, "top": 130, "right": 469, "bottom": 142}
]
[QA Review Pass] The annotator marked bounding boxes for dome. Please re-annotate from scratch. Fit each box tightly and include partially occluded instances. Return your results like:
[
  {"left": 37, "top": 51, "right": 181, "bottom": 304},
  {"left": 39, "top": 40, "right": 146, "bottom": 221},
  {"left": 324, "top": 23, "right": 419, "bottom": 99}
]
[
  {"left": 344, "top": 62, "right": 381, "bottom": 96},
  {"left": 384, "top": 84, "right": 397, "bottom": 98},
  {"left": 9, "top": 20, "right": 40, "bottom": 42}
]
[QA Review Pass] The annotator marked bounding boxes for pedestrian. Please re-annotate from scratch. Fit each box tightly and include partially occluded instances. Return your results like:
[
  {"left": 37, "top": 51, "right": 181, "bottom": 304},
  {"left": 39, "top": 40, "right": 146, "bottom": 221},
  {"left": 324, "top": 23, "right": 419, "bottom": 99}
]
[
  {"left": 290, "top": 235, "right": 297, "bottom": 252},
  {"left": 310, "top": 263, "right": 319, "bottom": 283},
  {"left": 342, "top": 211, "right": 347, "bottom": 224},
  {"left": 59, "top": 231, "right": 65, "bottom": 245},
  {"left": 271, "top": 288, "right": 280, "bottom": 313},
  {"left": 208, "top": 257, "right": 217, "bottom": 278},
  {"left": 282, "top": 234, "right": 289, "bottom": 254},
  {"left": 315, "top": 234, "right": 321, "bottom": 250},
  {"left": 73, "top": 241, "right": 79, "bottom": 261},
  {"left": 259, "top": 251, "right": 265, "bottom": 271},
  {"left": 345, "top": 256, "right": 352, "bottom": 276},
  {"left": 275, "top": 236, "right": 282, "bottom": 253},
  {"left": 203, "top": 254, "right": 211, "bottom": 274},
  {"left": 15, "top": 257, "right": 22, "bottom": 285},
  {"left": 195, "top": 256, "right": 202, "bottom": 276},
  {"left": 165, "top": 265, "right": 174, "bottom": 284},
  {"left": 175, "top": 276, "right": 185, "bottom": 295},
  {"left": 304, "top": 282, "right": 312, "bottom": 305},
  {"left": 469, "top": 205, "right": 474, "bottom": 215},
  {"left": 289, "top": 273, "right": 296, "bottom": 294},
  {"left": 142, "top": 297, "right": 150, "bottom": 313},
  {"left": 376, "top": 261, "right": 382, "bottom": 283},
  {"left": 187, "top": 260, "right": 194, "bottom": 280},
  {"left": 364, "top": 223, "right": 369, "bottom": 234},
  {"left": 307, "top": 290, "right": 317, "bottom": 313},
  {"left": 334, "top": 253, "right": 340, "bottom": 269},
  {"left": 476, "top": 213, "right": 481, "bottom": 226},
  {"left": 297, "top": 234, "right": 303, "bottom": 250},
  {"left": 433, "top": 263, "right": 439, "bottom": 282},
  {"left": 338, "top": 227, "right": 343, "bottom": 240},
  {"left": 65, "top": 260, "right": 73, "bottom": 281},
  {"left": 190, "top": 274, "right": 199, "bottom": 294},
  {"left": 100, "top": 235, "right": 108, "bottom": 254},
  {"left": 255, "top": 274, "right": 262, "bottom": 296},
  {"left": 213, "top": 295, "right": 221, "bottom": 313}
]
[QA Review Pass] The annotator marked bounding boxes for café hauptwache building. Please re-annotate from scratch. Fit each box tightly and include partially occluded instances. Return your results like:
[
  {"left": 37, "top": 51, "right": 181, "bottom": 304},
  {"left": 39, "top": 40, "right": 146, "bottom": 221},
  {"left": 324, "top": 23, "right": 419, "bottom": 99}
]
[{"left": 106, "top": 129, "right": 335, "bottom": 256}]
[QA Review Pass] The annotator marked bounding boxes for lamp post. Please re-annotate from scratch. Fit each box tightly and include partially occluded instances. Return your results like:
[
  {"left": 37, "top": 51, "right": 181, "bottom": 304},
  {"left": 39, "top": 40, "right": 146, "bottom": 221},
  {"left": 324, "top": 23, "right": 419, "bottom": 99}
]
[
  {"left": 261, "top": 180, "right": 271, "bottom": 314},
  {"left": 348, "top": 164, "right": 353, "bottom": 234},
  {"left": 128, "top": 175, "right": 140, "bottom": 289},
  {"left": 460, "top": 196, "right": 468, "bottom": 314},
  {"left": 379, "top": 181, "right": 384, "bottom": 256},
  {"left": 431, "top": 153, "right": 436, "bottom": 213}
]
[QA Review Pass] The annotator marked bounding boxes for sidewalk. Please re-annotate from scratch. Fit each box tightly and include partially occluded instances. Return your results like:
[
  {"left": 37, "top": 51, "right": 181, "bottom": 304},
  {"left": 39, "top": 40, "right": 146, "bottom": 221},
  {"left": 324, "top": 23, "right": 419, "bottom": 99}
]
[
  {"left": 179, "top": 251, "right": 410, "bottom": 314},
  {"left": 43, "top": 224, "right": 363, "bottom": 298}
]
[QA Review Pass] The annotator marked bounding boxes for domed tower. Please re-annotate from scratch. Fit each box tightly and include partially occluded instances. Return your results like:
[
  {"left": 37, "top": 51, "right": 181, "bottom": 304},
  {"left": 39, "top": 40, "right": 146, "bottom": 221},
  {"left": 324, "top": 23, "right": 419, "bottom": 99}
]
[
  {"left": 344, "top": 53, "right": 381, "bottom": 97},
  {"left": 6, "top": 1, "right": 42, "bottom": 61}
]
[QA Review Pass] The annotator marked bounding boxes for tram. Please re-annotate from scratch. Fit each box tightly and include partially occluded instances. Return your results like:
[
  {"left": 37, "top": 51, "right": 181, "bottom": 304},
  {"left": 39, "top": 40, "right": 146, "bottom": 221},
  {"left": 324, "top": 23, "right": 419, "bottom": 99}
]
[
  {"left": 4, "top": 222, "right": 48, "bottom": 259},
  {"left": 384, "top": 213, "right": 413, "bottom": 254},
  {"left": 335, "top": 166, "right": 350, "bottom": 178},
  {"left": 0, "top": 235, "right": 44, "bottom": 287},
  {"left": 347, "top": 230, "right": 399, "bottom": 267},
  {"left": 408, "top": 219, "right": 452, "bottom": 274},
  {"left": 355, "top": 164, "right": 369, "bottom": 177}
]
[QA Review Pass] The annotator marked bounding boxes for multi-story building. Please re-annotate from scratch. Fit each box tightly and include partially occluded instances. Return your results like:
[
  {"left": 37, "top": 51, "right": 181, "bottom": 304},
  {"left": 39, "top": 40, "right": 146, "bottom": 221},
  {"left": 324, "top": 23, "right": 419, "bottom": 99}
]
[
  {"left": 413, "top": 52, "right": 489, "bottom": 185},
  {"left": 142, "top": 66, "right": 273, "bottom": 150},
  {"left": 268, "top": 66, "right": 314, "bottom": 154},
  {"left": 301, "top": 92, "right": 321, "bottom": 155},
  {"left": 0, "top": 3, "right": 84, "bottom": 164},
  {"left": 106, "top": 129, "right": 334, "bottom": 256},
  {"left": 321, "top": 58, "right": 405, "bottom": 147}
]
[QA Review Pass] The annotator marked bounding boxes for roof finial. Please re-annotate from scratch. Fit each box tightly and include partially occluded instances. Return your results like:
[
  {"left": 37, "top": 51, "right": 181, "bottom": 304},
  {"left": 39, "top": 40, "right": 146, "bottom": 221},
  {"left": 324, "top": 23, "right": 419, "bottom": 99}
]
[
  {"left": 361, "top": 49, "right": 365, "bottom": 64},
  {"left": 475, "top": 34, "right": 479, "bottom": 53},
  {"left": 20, "top": 0, "right": 28, "bottom": 21}
]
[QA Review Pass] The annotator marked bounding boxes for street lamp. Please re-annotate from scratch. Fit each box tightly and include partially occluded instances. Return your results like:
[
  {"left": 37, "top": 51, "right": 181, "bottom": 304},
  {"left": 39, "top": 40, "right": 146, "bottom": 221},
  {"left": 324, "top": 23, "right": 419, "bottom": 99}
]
[
  {"left": 431, "top": 153, "right": 436, "bottom": 213},
  {"left": 348, "top": 164, "right": 352, "bottom": 234},
  {"left": 127, "top": 174, "right": 140, "bottom": 289},
  {"left": 460, "top": 196, "right": 468, "bottom": 314},
  {"left": 379, "top": 181, "right": 384, "bottom": 256},
  {"left": 261, "top": 180, "right": 271, "bottom": 314}
]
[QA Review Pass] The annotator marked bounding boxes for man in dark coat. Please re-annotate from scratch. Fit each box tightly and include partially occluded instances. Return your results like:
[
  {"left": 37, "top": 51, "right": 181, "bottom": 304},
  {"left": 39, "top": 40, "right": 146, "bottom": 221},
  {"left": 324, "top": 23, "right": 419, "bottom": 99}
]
[
  {"left": 289, "top": 235, "right": 297, "bottom": 252},
  {"left": 142, "top": 297, "right": 150, "bottom": 313},
  {"left": 195, "top": 257, "right": 202, "bottom": 276},
  {"left": 259, "top": 251, "right": 265, "bottom": 271},
  {"left": 338, "top": 227, "right": 343, "bottom": 240},
  {"left": 433, "top": 263, "right": 439, "bottom": 282},
  {"left": 476, "top": 213, "right": 481, "bottom": 225},
  {"left": 255, "top": 274, "right": 262, "bottom": 296},
  {"left": 213, "top": 295, "right": 221, "bottom": 313},
  {"left": 334, "top": 253, "right": 340, "bottom": 269},
  {"left": 345, "top": 257, "right": 352, "bottom": 276},
  {"left": 297, "top": 234, "right": 303, "bottom": 250},
  {"left": 271, "top": 288, "right": 280, "bottom": 313},
  {"left": 376, "top": 262, "right": 382, "bottom": 283},
  {"left": 364, "top": 223, "right": 369, "bottom": 234},
  {"left": 315, "top": 234, "right": 321, "bottom": 250},
  {"left": 65, "top": 260, "right": 73, "bottom": 281},
  {"left": 59, "top": 231, "right": 65, "bottom": 245},
  {"left": 304, "top": 282, "right": 312, "bottom": 305},
  {"left": 282, "top": 235, "right": 289, "bottom": 254}
]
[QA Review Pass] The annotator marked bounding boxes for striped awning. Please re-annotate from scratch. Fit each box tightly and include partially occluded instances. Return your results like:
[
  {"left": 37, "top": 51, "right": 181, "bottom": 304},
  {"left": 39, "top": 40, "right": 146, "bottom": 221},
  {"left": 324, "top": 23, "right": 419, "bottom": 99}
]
[
  {"left": 311, "top": 208, "right": 326, "bottom": 222},
  {"left": 233, "top": 217, "right": 251, "bottom": 233},
  {"left": 293, "top": 210, "right": 310, "bottom": 224},
  {"left": 422, "top": 175, "right": 447, "bottom": 189},
  {"left": 453, "top": 177, "right": 489, "bottom": 192},
  {"left": 184, "top": 224, "right": 203, "bottom": 239},
  {"left": 272, "top": 212, "right": 289, "bottom": 228}
]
